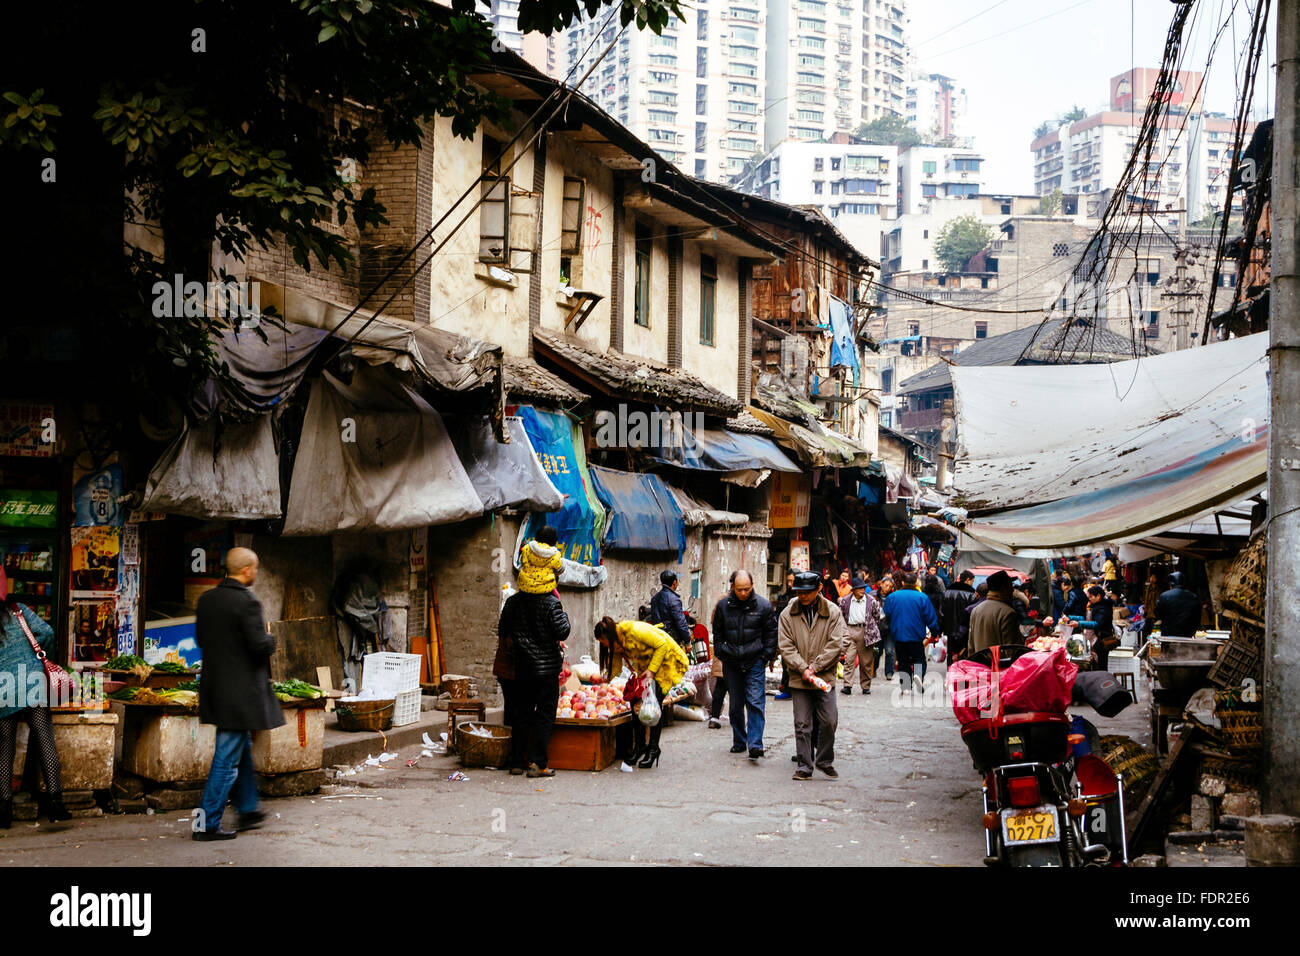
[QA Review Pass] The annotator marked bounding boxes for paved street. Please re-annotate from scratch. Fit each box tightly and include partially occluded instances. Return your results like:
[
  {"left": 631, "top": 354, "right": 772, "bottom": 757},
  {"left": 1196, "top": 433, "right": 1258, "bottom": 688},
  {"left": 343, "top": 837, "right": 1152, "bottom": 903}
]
[{"left": 0, "top": 674, "right": 1150, "bottom": 866}]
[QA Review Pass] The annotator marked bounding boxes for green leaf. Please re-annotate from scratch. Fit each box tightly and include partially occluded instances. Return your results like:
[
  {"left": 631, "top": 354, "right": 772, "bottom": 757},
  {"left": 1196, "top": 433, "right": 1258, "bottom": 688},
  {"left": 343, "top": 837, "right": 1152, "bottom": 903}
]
[
  {"left": 318, "top": 23, "right": 338, "bottom": 43},
  {"left": 16, "top": 105, "right": 31, "bottom": 119},
  {"left": 2, "top": 92, "right": 24, "bottom": 107}
]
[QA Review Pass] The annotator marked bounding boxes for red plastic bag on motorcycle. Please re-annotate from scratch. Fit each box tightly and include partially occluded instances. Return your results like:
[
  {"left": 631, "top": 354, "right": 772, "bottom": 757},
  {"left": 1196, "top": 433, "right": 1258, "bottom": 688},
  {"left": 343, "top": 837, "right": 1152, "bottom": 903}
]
[{"left": 947, "top": 647, "right": 1077, "bottom": 723}]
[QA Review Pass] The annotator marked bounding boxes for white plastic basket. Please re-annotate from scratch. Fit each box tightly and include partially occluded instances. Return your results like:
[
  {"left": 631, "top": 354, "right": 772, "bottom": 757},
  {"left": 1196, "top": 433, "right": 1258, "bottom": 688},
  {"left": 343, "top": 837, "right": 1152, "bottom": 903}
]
[
  {"left": 361, "top": 652, "right": 422, "bottom": 696},
  {"left": 392, "top": 688, "right": 422, "bottom": 727}
]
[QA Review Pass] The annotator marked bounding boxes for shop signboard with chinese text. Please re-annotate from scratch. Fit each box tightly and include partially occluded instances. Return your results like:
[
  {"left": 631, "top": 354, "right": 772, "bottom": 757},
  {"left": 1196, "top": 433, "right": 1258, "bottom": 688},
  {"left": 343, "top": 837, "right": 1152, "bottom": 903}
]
[{"left": 768, "top": 472, "right": 811, "bottom": 529}]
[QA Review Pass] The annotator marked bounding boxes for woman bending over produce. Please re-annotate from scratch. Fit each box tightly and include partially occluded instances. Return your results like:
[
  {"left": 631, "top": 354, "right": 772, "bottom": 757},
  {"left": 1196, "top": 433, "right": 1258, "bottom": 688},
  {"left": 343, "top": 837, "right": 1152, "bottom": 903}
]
[{"left": 594, "top": 617, "right": 688, "bottom": 770}]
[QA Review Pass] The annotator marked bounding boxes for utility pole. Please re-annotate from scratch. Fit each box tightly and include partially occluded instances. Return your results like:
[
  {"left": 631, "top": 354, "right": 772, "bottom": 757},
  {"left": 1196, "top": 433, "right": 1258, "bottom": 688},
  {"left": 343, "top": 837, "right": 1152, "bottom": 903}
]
[{"left": 1263, "top": 0, "right": 1300, "bottom": 819}]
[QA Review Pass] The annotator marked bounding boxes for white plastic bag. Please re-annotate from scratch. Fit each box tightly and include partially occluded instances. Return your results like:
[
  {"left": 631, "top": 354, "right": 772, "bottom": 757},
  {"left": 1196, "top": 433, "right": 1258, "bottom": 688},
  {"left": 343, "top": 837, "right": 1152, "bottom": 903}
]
[
  {"left": 572, "top": 655, "right": 600, "bottom": 682},
  {"left": 638, "top": 688, "right": 662, "bottom": 726}
]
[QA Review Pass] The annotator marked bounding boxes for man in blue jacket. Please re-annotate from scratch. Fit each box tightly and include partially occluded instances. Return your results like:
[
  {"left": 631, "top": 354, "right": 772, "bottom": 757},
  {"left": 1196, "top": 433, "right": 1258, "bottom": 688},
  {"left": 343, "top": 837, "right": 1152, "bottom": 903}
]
[
  {"left": 649, "top": 570, "right": 693, "bottom": 647},
  {"left": 882, "top": 571, "right": 939, "bottom": 694}
]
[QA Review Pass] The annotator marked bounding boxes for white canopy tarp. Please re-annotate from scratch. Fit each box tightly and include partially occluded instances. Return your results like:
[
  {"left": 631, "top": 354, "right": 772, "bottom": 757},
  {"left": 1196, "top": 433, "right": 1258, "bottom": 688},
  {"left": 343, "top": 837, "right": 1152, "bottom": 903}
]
[
  {"left": 141, "top": 414, "right": 282, "bottom": 520},
  {"left": 950, "top": 333, "right": 1268, "bottom": 555},
  {"left": 282, "top": 366, "right": 483, "bottom": 535}
]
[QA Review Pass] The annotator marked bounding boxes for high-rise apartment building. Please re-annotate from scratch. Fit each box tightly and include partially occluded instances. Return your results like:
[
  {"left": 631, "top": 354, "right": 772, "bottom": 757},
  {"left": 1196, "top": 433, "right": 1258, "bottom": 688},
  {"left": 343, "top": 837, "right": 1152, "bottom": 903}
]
[
  {"left": 560, "top": 6, "right": 768, "bottom": 181},
  {"left": 732, "top": 138, "right": 897, "bottom": 259},
  {"left": 1031, "top": 68, "right": 1255, "bottom": 225},
  {"left": 905, "top": 71, "right": 965, "bottom": 143},
  {"left": 765, "top": 0, "right": 908, "bottom": 150},
  {"left": 558, "top": 0, "right": 910, "bottom": 184}
]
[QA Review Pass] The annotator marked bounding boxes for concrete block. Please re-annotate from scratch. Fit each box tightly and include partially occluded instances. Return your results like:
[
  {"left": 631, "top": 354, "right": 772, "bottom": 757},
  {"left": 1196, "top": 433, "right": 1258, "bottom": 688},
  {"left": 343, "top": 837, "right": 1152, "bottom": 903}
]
[
  {"left": 144, "top": 789, "right": 203, "bottom": 812},
  {"left": 1219, "top": 815, "right": 1248, "bottom": 830},
  {"left": 1245, "top": 814, "right": 1300, "bottom": 867},
  {"left": 1130, "top": 854, "right": 1167, "bottom": 867},
  {"left": 1221, "top": 791, "right": 1260, "bottom": 818},
  {"left": 62, "top": 790, "right": 96, "bottom": 809},
  {"left": 13, "top": 802, "right": 37, "bottom": 821},
  {"left": 115, "top": 798, "right": 149, "bottom": 814},
  {"left": 1212, "top": 829, "right": 1245, "bottom": 842},
  {"left": 1191, "top": 795, "right": 1218, "bottom": 831},
  {"left": 69, "top": 807, "right": 103, "bottom": 819},
  {"left": 1167, "top": 830, "right": 1216, "bottom": 845},
  {"left": 257, "top": 768, "right": 326, "bottom": 798}
]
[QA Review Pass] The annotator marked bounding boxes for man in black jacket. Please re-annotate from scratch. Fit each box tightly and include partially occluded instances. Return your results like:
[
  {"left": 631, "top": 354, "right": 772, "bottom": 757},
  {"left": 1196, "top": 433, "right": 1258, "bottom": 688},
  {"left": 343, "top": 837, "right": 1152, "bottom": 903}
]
[
  {"left": 1152, "top": 572, "right": 1203, "bottom": 637},
  {"left": 940, "top": 570, "right": 980, "bottom": 662},
  {"left": 195, "top": 548, "right": 284, "bottom": 842},
  {"left": 649, "top": 570, "right": 693, "bottom": 647},
  {"left": 711, "top": 570, "right": 778, "bottom": 759},
  {"left": 498, "top": 582, "right": 570, "bottom": 778}
]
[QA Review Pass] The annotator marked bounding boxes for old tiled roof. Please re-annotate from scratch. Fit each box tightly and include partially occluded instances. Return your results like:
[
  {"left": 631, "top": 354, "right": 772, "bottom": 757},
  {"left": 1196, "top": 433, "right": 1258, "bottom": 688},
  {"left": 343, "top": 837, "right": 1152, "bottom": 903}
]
[
  {"left": 725, "top": 409, "right": 775, "bottom": 435},
  {"left": 532, "top": 328, "right": 742, "bottom": 416},
  {"left": 503, "top": 355, "right": 588, "bottom": 405},
  {"left": 897, "top": 319, "right": 1159, "bottom": 396}
]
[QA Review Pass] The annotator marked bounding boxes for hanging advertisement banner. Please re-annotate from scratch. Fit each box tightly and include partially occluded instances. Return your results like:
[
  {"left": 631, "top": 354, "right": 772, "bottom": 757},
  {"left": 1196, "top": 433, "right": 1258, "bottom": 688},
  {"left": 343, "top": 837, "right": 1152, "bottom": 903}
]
[
  {"left": 73, "top": 465, "right": 125, "bottom": 527},
  {"left": 0, "top": 402, "right": 55, "bottom": 458},
  {"left": 789, "top": 541, "right": 810, "bottom": 572},
  {"left": 769, "top": 471, "right": 811, "bottom": 529}
]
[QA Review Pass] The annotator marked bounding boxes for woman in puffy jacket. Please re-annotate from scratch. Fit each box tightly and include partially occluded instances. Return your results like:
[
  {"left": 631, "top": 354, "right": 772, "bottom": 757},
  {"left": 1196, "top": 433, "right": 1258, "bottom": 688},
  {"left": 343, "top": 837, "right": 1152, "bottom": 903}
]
[
  {"left": 0, "top": 567, "right": 70, "bottom": 828},
  {"left": 516, "top": 526, "right": 563, "bottom": 595},
  {"left": 594, "top": 617, "right": 688, "bottom": 769}
]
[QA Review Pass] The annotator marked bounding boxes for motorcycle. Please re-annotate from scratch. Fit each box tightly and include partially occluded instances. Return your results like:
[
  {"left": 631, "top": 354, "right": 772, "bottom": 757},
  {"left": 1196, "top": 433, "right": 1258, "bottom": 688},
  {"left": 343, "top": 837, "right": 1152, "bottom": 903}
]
[{"left": 959, "top": 644, "right": 1133, "bottom": 868}]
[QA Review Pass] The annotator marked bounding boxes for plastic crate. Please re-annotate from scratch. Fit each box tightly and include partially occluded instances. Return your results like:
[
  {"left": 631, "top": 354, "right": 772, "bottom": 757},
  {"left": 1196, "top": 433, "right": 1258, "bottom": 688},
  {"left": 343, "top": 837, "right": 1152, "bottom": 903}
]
[
  {"left": 361, "top": 652, "right": 422, "bottom": 696},
  {"left": 392, "top": 688, "right": 422, "bottom": 727}
]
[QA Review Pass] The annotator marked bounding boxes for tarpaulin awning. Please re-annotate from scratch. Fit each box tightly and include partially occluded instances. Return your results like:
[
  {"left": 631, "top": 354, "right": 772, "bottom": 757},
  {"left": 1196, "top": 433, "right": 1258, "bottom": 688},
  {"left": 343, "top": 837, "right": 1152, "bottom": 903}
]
[
  {"left": 951, "top": 333, "right": 1269, "bottom": 555},
  {"left": 517, "top": 405, "right": 606, "bottom": 566},
  {"left": 645, "top": 424, "right": 801, "bottom": 473},
  {"left": 665, "top": 484, "right": 749, "bottom": 527},
  {"left": 282, "top": 365, "right": 484, "bottom": 535},
  {"left": 195, "top": 322, "right": 330, "bottom": 420},
  {"left": 588, "top": 465, "right": 686, "bottom": 555},
  {"left": 449, "top": 416, "right": 564, "bottom": 514},
  {"left": 745, "top": 406, "right": 874, "bottom": 468},
  {"left": 141, "top": 414, "right": 282, "bottom": 520}
]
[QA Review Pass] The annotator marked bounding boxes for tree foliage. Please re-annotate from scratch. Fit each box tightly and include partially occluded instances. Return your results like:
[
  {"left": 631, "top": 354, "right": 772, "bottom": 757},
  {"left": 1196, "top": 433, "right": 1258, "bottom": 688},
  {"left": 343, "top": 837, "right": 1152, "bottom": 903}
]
[
  {"left": 2, "top": 0, "right": 683, "bottom": 398},
  {"left": 853, "top": 115, "right": 927, "bottom": 148},
  {"left": 933, "top": 216, "right": 994, "bottom": 273},
  {"left": 1035, "top": 189, "right": 1063, "bottom": 216},
  {"left": 1033, "top": 104, "right": 1089, "bottom": 141}
]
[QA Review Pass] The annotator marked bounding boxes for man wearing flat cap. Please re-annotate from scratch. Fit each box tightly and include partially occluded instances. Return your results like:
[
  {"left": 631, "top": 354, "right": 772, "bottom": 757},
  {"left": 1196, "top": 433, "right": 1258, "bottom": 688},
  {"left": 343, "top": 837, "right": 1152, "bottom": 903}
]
[
  {"left": 838, "top": 577, "right": 882, "bottom": 695},
  {"left": 968, "top": 570, "right": 1023, "bottom": 654}
]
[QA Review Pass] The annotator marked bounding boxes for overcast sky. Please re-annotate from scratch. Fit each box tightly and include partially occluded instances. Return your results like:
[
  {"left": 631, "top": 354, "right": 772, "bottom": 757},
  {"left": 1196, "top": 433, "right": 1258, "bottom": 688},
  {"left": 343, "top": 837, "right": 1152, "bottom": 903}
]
[{"left": 909, "top": 0, "right": 1278, "bottom": 193}]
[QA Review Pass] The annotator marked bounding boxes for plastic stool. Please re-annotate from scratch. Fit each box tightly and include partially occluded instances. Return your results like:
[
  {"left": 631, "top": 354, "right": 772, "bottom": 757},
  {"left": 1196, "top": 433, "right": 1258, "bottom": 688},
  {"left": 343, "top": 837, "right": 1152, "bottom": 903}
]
[{"left": 447, "top": 699, "right": 487, "bottom": 752}]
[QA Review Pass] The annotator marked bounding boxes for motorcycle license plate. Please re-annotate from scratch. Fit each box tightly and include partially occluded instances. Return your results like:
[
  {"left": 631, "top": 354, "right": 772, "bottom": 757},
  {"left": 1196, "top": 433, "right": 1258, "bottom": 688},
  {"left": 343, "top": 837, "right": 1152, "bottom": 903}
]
[{"left": 1002, "top": 806, "right": 1059, "bottom": 845}]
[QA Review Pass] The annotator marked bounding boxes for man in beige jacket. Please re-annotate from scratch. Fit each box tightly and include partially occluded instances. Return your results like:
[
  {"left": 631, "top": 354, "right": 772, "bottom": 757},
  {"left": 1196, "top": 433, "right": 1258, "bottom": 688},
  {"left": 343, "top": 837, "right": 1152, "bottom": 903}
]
[
  {"left": 778, "top": 571, "right": 849, "bottom": 780},
  {"left": 968, "top": 570, "right": 1023, "bottom": 654}
]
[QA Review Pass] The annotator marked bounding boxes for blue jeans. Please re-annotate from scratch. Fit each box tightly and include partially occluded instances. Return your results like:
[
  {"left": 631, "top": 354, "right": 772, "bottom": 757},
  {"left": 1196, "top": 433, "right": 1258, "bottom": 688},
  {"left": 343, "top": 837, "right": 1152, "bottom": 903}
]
[
  {"left": 199, "top": 730, "right": 259, "bottom": 832},
  {"left": 723, "top": 658, "right": 767, "bottom": 752},
  {"left": 879, "top": 633, "right": 895, "bottom": 677}
]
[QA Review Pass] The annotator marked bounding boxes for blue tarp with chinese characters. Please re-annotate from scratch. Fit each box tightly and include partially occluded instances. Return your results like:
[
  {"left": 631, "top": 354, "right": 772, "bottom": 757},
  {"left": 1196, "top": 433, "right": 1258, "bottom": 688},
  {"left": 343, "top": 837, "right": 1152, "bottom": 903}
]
[
  {"left": 588, "top": 465, "right": 686, "bottom": 557},
  {"left": 645, "top": 425, "right": 802, "bottom": 473},
  {"left": 517, "top": 405, "right": 605, "bottom": 565}
]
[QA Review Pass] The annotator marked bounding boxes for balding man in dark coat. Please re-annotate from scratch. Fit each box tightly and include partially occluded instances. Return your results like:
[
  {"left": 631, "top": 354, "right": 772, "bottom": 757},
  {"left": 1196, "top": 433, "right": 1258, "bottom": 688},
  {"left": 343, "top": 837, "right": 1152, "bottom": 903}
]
[{"left": 195, "top": 547, "right": 284, "bottom": 841}]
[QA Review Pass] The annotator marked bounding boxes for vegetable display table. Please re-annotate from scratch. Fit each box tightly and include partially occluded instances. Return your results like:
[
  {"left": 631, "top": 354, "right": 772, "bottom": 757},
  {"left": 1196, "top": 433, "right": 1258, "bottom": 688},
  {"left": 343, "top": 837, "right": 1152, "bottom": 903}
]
[{"left": 547, "top": 713, "right": 631, "bottom": 772}]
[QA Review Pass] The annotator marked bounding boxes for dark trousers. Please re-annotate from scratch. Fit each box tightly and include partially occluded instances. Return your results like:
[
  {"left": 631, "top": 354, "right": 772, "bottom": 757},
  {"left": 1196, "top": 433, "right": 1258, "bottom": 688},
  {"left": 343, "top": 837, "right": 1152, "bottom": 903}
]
[
  {"left": 791, "top": 687, "right": 838, "bottom": 772},
  {"left": 0, "top": 706, "right": 62, "bottom": 797},
  {"left": 499, "top": 677, "right": 519, "bottom": 767},
  {"left": 895, "top": 641, "right": 926, "bottom": 689},
  {"left": 511, "top": 676, "right": 559, "bottom": 769},
  {"left": 723, "top": 657, "right": 767, "bottom": 752},
  {"left": 632, "top": 682, "right": 667, "bottom": 752}
]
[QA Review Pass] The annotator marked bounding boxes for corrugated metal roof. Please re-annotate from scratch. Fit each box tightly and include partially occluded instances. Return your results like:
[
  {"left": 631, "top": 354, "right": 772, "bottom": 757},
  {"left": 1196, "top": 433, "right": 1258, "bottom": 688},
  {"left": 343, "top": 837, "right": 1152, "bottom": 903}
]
[{"left": 897, "top": 319, "right": 1159, "bottom": 396}]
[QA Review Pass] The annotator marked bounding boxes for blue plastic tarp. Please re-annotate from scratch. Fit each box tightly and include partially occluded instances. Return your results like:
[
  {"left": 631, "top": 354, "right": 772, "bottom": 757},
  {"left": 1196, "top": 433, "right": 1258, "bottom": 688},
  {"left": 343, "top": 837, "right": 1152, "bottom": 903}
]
[
  {"left": 828, "top": 295, "right": 858, "bottom": 375},
  {"left": 646, "top": 425, "right": 802, "bottom": 473},
  {"left": 517, "top": 406, "right": 605, "bottom": 565},
  {"left": 588, "top": 465, "right": 686, "bottom": 557}
]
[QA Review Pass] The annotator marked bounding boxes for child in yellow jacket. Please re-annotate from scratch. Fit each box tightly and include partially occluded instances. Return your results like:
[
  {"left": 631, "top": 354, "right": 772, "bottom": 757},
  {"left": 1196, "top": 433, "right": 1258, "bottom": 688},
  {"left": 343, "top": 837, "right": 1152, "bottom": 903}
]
[{"left": 517, "top": 527, "right": 563, "bottom": 595}]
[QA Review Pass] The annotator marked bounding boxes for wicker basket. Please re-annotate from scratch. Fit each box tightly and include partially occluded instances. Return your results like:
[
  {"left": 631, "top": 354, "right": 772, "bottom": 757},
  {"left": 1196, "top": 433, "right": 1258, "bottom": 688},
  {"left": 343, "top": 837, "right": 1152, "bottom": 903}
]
[
  {"left": 1097, "top": 735, "right": 1159, "bottom": 802},
  {"left": 1218, "top": 710, "right": 1262, "bottom": 752},
  {"left": 456, "top": 723, "right": 512, "bottom": 768},
  {"left": 335, "top": 698, "right": 394, "bottom": 732},
  {"left": 1201, "top": 754, "right": 1260, "bottom": 790},
  {"left": 1221, "top": 532, "right": 1266, "bottom": 620}
]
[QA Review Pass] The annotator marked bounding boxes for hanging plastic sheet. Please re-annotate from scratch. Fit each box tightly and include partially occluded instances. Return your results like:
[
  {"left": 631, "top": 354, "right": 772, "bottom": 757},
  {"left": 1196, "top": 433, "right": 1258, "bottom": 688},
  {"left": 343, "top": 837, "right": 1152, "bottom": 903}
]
[
  {"left": 588, "top": 465, "right": 686, "bottom": 557},
  {"left": 828, "top": 295, "right": 859, "bottom": 376},
  {"left": 141, "top": 414, "right": 283, "bottom": 520},
  {"left": 517, "top": 405, "right": 606, "bottom": 566},
  {"left": 645, "top": 423, "right": 801, "bottom": 473},
  {"left": 449, "top": 415, "right": 564, "bottom": 513},
  {"left": 282, "top": 366, "right": 483, "bottom": 535},
  {"left": 192, "top": 322, "right": 331, "bottom": 420}
]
